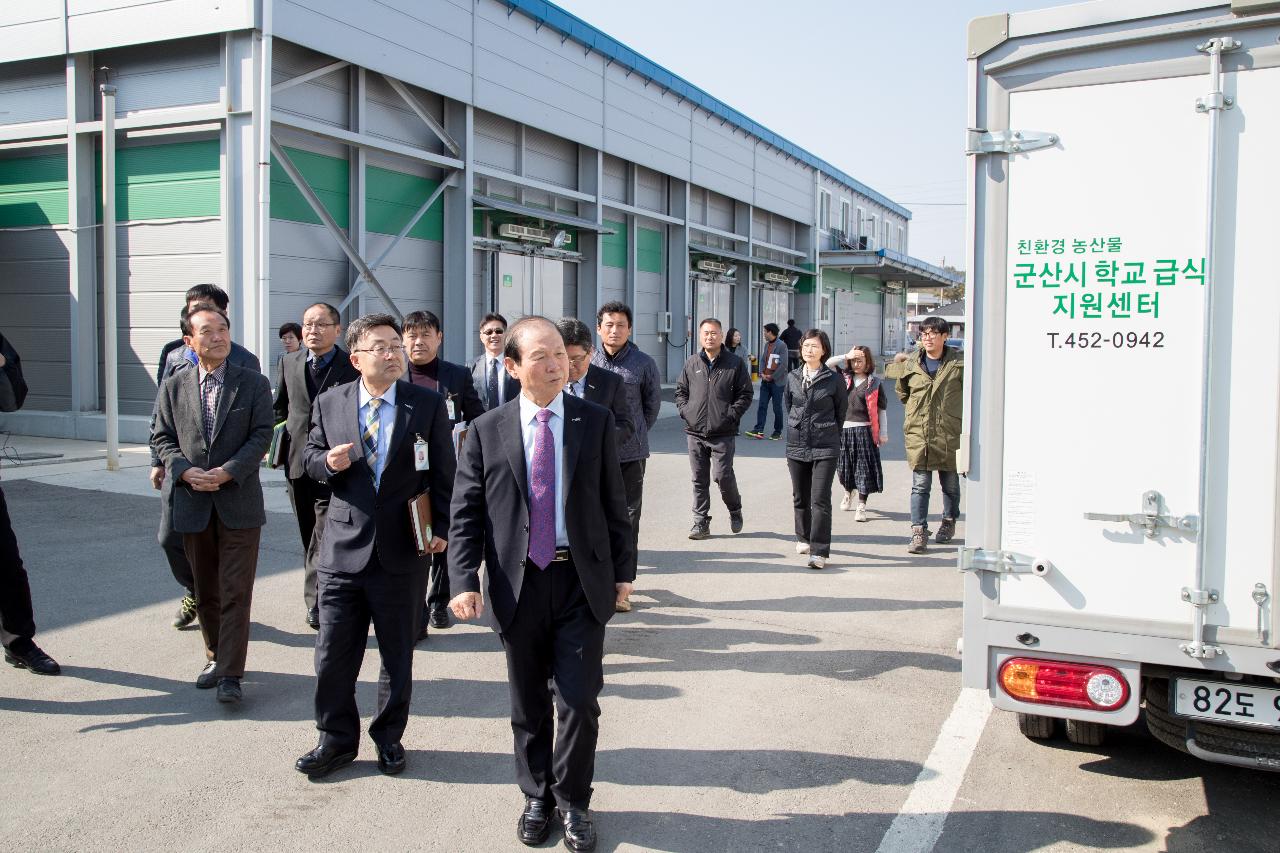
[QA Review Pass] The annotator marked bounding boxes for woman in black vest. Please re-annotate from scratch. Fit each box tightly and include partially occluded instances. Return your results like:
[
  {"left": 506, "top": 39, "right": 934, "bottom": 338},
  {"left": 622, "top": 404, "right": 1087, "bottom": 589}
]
[{"left": 784, "top": 329, "right": 849, "bottom": 569}]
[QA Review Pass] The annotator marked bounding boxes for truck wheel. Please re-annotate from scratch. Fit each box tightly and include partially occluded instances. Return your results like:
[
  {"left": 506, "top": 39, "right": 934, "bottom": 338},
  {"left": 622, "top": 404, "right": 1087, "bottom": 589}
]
[
  {"left": 1017, "top": 712, "right": 1056, "bottom": 739},
  {"left": 1065, "top": 719, "right": 1106, "bottom": 746},
  {"left": 1145, "top": 678, "right": 1280, "bottom": 763}
]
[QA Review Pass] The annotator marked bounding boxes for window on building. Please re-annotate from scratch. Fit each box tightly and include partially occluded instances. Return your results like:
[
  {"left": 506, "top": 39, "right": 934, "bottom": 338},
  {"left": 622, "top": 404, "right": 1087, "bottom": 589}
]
[
  {"left": 898, "top": 225, "right": 906, "bottom": 252},
  {"left": 856, "top": 206, "right": 866, "bottom": 240},
  {"left": 818, "top": 189, "right": 831, "bottom": 231},
  {"left": 868, "top": 214, "right": 878, "bottom": 248},
  {"left": 839, "top": 200, "right": 850, "bottom": 236}
]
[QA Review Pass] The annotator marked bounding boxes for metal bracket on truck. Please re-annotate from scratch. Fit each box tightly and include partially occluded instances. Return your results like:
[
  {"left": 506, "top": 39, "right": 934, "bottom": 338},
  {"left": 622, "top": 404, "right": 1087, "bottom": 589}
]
[
  {"left": 965, "top": 128, "right": 1058, "bottom": 155},
  {"left": 1083, "top": 490, "right": 1199, "bottom": 539},
  {"left": 959, "top": 548, "right": 1052, "bottom": 577}
]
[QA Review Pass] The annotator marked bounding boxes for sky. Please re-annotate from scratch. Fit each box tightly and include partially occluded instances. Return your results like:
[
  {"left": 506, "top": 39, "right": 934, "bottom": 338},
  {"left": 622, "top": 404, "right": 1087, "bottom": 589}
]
[{"left": 553, "top": 0, "right": 1058, "bottom": 269}]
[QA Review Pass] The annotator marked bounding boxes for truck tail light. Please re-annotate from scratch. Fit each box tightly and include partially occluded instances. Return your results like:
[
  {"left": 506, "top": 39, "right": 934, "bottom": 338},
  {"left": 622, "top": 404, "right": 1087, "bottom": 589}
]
[{"left": 998, "top": 657, "right": 1130, "bottom": 711}]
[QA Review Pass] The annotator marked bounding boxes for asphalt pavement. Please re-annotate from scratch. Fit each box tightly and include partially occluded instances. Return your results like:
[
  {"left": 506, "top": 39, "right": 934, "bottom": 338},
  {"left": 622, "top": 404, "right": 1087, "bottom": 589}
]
[{"left": 1, "top": 391, "right": 1278, "bottom": 852}]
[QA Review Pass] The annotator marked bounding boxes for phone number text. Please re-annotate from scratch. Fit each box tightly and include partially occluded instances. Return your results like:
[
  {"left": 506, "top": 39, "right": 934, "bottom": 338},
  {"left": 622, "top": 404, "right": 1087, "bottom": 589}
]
[{"left": 1046, "top": 331, "right": 1165, "bottom": 349}]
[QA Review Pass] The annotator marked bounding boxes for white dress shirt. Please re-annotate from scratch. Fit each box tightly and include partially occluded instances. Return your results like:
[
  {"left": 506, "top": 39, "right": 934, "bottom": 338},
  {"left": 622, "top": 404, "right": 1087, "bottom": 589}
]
[{"left": 518, "top": 392, "right": 568, "bottom": 548}]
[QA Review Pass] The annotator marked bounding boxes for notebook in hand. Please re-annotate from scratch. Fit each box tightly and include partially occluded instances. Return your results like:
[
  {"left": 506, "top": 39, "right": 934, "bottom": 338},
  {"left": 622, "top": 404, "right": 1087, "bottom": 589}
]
[
  {"left": 409, "top": 492, "right": 433, "bottom": 556},
  {"left": 264, "top": 421, "right": 288, "bottom": 469}
]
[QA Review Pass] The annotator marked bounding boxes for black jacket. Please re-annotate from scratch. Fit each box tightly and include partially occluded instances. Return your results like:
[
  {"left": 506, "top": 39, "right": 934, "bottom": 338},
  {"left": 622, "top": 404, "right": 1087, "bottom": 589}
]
[
  {"left": 273, "top": 347, "right": 361, "bottom": 479},
  {"left": 784, "top": 365, "right": 848, "bottom": 462},
  {"left": 0, "top": 333, "right": 29, "bottom": 412},
  {"left": 406, "top": 358, "right": 485, "bottom": 427},
  {"left": 675, "top": 349, "right": 754, "bottom": 438},
  {"left": 579, "top": 364, "right": 635, "bottom": 449},
  {"left": 303, "top": 380, "right": 455, "bottom": 575}
]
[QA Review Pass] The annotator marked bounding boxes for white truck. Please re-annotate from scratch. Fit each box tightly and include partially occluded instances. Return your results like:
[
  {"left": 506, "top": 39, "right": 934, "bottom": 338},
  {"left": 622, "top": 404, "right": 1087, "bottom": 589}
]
[{"left": 962, "top": 0, "right": 1280, "bottom": 769}]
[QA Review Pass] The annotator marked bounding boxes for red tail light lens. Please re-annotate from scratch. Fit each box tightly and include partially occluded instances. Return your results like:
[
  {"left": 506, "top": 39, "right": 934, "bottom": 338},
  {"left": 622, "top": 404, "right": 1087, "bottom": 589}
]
[{"left": 998, "top": 657, "right": 1129, "bottom": 711}]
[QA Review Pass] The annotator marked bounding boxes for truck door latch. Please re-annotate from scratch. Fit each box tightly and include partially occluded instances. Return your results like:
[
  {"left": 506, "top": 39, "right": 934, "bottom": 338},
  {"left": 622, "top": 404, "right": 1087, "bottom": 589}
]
[
  {"left": 1084, "top": 490, "right": 1198, "bottom": 539},
  {"left": 959, "top": 548, "right": 1052, "bottom": 577},
  {"left": 965, "top": 128, "right": 1058, "bottom": 155}
]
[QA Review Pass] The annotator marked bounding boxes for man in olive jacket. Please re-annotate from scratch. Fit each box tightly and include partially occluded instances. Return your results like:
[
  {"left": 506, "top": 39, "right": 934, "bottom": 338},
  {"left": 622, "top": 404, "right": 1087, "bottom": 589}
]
[
  {"left": 893, "top": 315, "right": 964, "bottom": 554},
  {"left": 675, "top": 318, "right": 754, "bottom": 540}
]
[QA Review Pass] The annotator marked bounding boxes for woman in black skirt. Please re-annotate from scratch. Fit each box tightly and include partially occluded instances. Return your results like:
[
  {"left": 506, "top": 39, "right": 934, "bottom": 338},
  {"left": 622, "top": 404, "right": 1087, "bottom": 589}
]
[
  {"left": 826, "top": 344, "right": 888, "bottom": 522},
  {"left": 785, "top": 329, "right": 848, "bottom": 569}
]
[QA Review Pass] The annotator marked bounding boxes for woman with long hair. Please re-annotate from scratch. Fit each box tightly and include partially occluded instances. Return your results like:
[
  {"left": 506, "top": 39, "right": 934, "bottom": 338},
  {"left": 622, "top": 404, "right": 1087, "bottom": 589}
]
[
  {"left": 724, "top": 327, "right": 743, "bottom": 354},
  {"left": 785, "top": 329, "right": 848, "bottom": 569},
  {"left": 827, "top": 345, "right": 888, "bottom": 521}
]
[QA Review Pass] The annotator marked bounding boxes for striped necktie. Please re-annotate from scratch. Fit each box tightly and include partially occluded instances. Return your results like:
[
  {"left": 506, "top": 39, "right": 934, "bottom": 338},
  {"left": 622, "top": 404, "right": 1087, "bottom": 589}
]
[{"left": 362, "top": 398, "right": 383, "bottom": 473}]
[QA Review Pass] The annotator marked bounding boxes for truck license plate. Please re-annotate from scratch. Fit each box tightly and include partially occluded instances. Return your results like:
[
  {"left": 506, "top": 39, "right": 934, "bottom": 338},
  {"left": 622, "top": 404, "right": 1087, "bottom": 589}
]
[{"left": 1173, "top": 678, "right": 1280, "bottom": 730}]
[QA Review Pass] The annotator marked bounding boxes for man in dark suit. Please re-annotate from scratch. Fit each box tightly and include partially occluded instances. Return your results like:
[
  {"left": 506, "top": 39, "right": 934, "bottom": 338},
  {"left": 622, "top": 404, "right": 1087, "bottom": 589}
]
[
  {"left": 274, "top": 302, "right": 360, "bottom": 629},
  {"left": 470, "top": 312, "right": 521, "bottom": 412},
  {"left": 449, "top": 316, "right": 634, "bottom": 852},
  {"left": 295, "top": 313, "right": 455, "bottom": 779},
  {"left": 152, "top": 306, "right": 274, "bottom": 704},
  {"left": 402, "top": 309, "right": 483, "bottom": 637},
  {"left": 0, "top": 331, "right": 61, "bottom": 677},
  {"left": 151, "top": 284, "right": 261, "bottom": 633}
]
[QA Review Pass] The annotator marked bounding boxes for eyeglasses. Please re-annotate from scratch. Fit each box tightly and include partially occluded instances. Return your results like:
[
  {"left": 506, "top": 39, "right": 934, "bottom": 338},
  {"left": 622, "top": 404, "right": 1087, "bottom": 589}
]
[
  {"left": 353, "top": 345, "right": 405, "bottom": 358},
  {"left": 567, "top": 354, "right": 590, "bottom": 367},
  {"left": 301, "top": 322, "right": 336, "bottom": 330},
  {"left": 918, "top": 330, "right": 944, "bottom": 338},
  {"left": 481, "top": 327, "right": 505, "bottom": 336}
]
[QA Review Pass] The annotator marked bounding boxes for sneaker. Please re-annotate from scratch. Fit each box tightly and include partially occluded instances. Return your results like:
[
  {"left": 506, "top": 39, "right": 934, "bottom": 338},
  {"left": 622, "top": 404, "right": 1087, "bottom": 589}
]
[
  {"left": 839, "top": 492, "right": 853, "bottom": 512},
  {"left": 854, "top": 504, "right": 867, "bottom": 523},
  {"left": 807, "top": 555, "right": 826, "bottom": 570},
  {"left": 908, "top": 525, "right": 928, "bottom": 554},
  {"left": 729, "top": 511, "right": 744, "bottom": 534},
  {"left": 173, "top": 594, "right": 198, "bottom": 629},
  {"left": 768, "top": 433, "right": 782, "bottom": 440},
  {"left": 745, "top": 430, "right": 765, "bottom": 439},
  {"left": 4, "top": 644, "right": 61, "bottom": 675},
  {"left": 688, "top": 521, "right": 710, "bottom": 540},
  {"left": 196, "top": 660, "right": 218, "bottom": 689},
  {"left": 796, "top": 542, "right": 810, "bottom": 555},
  {"left": 936, "top": 518, "right": 957, "bottom": 544},
  {"left": 216, "top": 677, "right": 243, "bottom": 704}
]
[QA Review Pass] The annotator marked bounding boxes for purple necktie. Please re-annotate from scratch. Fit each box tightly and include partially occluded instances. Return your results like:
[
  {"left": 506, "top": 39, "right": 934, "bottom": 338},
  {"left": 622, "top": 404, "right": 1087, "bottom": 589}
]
[{"left": 528, "top": 408, "right": 555, "bottom": 569}]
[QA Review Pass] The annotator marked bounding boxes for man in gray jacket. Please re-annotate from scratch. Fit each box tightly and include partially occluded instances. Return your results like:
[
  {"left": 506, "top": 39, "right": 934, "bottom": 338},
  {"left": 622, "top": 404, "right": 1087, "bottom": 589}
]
[
  {"left": 152, "top": 305, "right": 273, "bottom": 704},
  {"left": 590, "top": 302, "right": 662, "bottom": 567},
  {"left": 675, "top": 318, "right": 754, "bottom": 540}
]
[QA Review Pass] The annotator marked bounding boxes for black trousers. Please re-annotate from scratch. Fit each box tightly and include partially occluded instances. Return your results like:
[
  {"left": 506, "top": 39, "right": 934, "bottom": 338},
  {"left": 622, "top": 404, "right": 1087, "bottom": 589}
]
[
  {"left": 426, "top": 552, "right": 450, "bottom": 611},
  {"left": 313, "top": 555, "right": 427, "bottom": 749},
  {"left": 501, "top": 558, "right": 606, "bottom": 811},
  {"left": 620, "top": 459, "right": 646, "bottom": 550},
  {"left": 788, "top": 457, "right": 838, "bottom": 558},
  {"left": 0, "top": 485, "right": 38, "bottom": 654},
  {"left": 286, "top": 475, "right": 331, "bottom": 610},
  {"left": 687, "top": 434, "right": 742, "bottom": 521},
  {"left": 158, "top": 495, "right": 195, "bottom": 595}
]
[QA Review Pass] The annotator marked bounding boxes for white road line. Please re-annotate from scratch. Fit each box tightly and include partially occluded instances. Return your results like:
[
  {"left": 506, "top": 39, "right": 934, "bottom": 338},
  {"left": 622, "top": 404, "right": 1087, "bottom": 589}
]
[{"left": 874, "top": 687, "right": 993, "bottom": 853}]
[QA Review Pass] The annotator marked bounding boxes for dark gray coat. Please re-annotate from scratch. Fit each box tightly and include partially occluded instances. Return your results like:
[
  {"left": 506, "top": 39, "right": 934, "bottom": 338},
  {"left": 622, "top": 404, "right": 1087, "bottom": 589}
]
[
  {"left": 152, "top": 362, "right": 274, "bottom": 533},
  {"left": 272, "top": 346, "right": 360, "bottom": 479},
  {"left": 783, "top": 365, "right": 848, "bottom": 462},
  {"left": 675, "top": 349, "right": 754, "bottom": 438},
  {"left": 590, "top": 341, "right": 662, "bottom": 463}
]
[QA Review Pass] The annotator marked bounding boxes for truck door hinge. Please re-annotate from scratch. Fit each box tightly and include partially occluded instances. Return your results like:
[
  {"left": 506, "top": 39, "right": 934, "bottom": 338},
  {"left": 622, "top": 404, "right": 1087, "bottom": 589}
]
[
  {"left": 959, "top": 547, "right": 1052, "bottom": 577},
  {"left": 1180, "top": 586, "right": 1224, "bottom": 658},
  {"left": 1084, "top": 490, "right": 1198, "bottom": 539},
  {"left": 965, "top": 128, "right": 1058, "bottom": 156}
]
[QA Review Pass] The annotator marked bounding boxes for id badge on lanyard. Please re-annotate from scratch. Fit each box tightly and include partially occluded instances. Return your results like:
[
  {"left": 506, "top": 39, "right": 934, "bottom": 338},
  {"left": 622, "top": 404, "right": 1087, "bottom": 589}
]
[
  {"left": 414, "top": 434, "right": 430, "bottom": 471},
  {"left": 445, "top": 394, "right": 457, "bottom": 422}
]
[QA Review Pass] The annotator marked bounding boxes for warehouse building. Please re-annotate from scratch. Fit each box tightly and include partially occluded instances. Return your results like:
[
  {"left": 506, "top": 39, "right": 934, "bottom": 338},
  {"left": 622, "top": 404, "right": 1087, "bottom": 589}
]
[{"left": 0, "top": 0, "right": 959, "bottom": 440}]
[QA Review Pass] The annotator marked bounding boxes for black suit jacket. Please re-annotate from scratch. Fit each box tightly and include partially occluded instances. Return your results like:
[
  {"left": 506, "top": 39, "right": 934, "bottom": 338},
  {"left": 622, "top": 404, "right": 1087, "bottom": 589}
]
[
  {"left": 470, "top": 354, "right": 522, "bottom": 412},
  {"left": 579, "top": 364, "right": 635, "bottom": 449},
  {"left": 273, "top": 347, "right": 360, "bottom": 479},
  {"left": 448, "top": 394, "right": 635, "bottom": 630},
  {"left": 303, "top": 380, "right": 455, "bottom": 575},
  {"left": 410, "top": 359, "right": 485, "bottom": 427}
]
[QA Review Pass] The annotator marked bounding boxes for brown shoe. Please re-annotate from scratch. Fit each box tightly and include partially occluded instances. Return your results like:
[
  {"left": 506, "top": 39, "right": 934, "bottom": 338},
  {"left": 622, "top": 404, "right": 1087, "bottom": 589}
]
[
  {"left": 908, "top": 525, "right": 928, "bottom": 554},
  {"left": 935, "top": 518, "right": 957, "bottom": 544}
]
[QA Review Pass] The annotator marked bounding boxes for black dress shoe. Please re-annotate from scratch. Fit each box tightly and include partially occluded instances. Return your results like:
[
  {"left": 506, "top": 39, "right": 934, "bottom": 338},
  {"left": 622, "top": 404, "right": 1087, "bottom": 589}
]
[
  {"left": 376, "top": 742, "right": 406, "bottom": 775},
  {"left": 4, "top": 644, "right": 61, "bottom": 675},
  {"left": 195, "top": 660, "right": 218, "bottom": 689},
  {"left": 306, "top": 607, "right": 320, "bottom": 630},
  {"left": 730, "top": 510, "right": 744, "bottom": 534},
  {"left": 216, "top": 677, "right": 242, "bottom": 704},
  {"left": 295, "top": 745, "right": 357, "bottom": 777},
  {"left": 559, "top": 807, "right": 597, "bottom": 852},
  {"left": 429, "top": 606, "right": 450, "bottom": 630},
  {"left": 517, "top": 797, "right": 554, "bottom": 846}
]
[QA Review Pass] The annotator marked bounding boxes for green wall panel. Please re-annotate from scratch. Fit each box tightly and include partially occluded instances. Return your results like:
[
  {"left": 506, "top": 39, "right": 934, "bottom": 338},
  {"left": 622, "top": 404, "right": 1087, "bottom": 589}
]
[
  {"left": 98, "top": 140, "right": 221, "bottom": 221},
  {"left": 366, "top": 166, "right": 442, "bottom": 241},
  {"left": 0, "top": 152, "right": 69, "bottom": 227},
  {"left": 270, "top": 146, "right": 348, "bottom": 228},
  {"left": 601, "top": 218, "right": 627, "bottom": 269},
  {"left": 637, "top": 226, "right": 663, "bottom": 274}
]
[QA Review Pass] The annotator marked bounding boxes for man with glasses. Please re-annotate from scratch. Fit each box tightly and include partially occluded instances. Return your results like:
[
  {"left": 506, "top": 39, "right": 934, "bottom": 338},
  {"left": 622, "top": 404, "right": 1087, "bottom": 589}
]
[
  {"left": 471, "top": 313, "right": 521, "bottom": 412},
  {"left": 894, "top": 315, "right": 964, "bottom": 554},
  {"left": 296, "top": 313, "right": 454, "bottom": 778},
  {"left": 274, "top": 303, "right": 360, "bottom": 628}
]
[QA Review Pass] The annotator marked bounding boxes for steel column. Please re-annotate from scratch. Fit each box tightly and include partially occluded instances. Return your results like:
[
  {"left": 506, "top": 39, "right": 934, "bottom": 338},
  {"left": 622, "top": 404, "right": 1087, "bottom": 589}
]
[
  {"left": 66, "top": 54, "right": 98, "bottom": 413},
  {"left": 100, "top": 85, "right": 119, "bottom": 471}
]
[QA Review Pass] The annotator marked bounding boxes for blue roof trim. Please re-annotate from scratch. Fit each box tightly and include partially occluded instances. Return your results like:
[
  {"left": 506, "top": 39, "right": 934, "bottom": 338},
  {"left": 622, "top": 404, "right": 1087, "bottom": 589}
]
[
  {"left": 505, "top": 0, "right": 912, "bottom": 221},
  {"left": 880, "top": 248, "right": 962, "bottom": 284}
]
